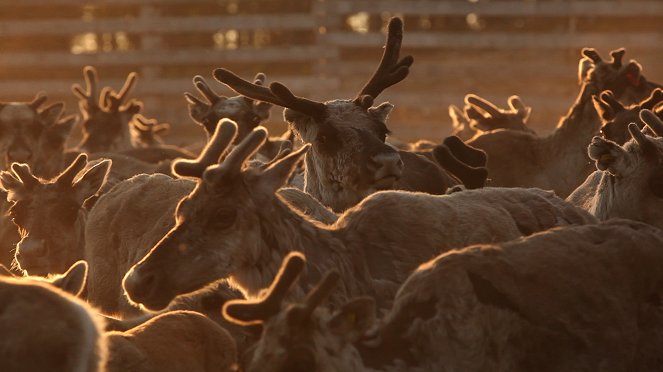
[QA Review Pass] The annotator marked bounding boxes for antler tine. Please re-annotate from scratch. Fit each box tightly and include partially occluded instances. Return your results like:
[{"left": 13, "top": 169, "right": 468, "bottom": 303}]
[
  {"left": 217, "top": 126, "right": 268, "bottom": 174},
  {"left": 641, "top": 89, "right": 663, "bottom": 110},
  {"left": 465, "top": 94, "right": 502, "bottom": 117},
  {"left": 115, "top": 71, "right": 138, "bottom": 105},
  {"left": 599, "top": 91, "right": 625, "bottom": 112},
  {"left": 72, "top": 66, "right": 99, "bottom": 108},
  {"left": 10, "top": 163, "right": 40, "bottom": 190},
  {"left": 302, "top": 270, "right": 340, "bottom": 317},
  {"left": 214, "top": 68, "right": 287, "bottom": 107},
  {"left": 628, "top": 122, "right": 659, "bottom": 158},
  {"left": 610, "top": 48, "right": 626, "bottom": 69},
  {"left": 172, "top": 119, "right": 238, "bottom": 178},
  {"left": 357, "top": 17, "right": 414, "bottom": 100},
  {"left": 56, "top": 153, "right": 88, "bottom": 186},
  {"left": 193, "top": 75, "right": 222, "bottom": 105},
  {"left": 581, "top": 48, "right": 603, "bottom": 64},
  {"left": 253, "top": 72, "right": 266, "bottom": 86},
  {"left": 270, "top": 82, "right": 327, "bottom": 121},
  {"left": 640, "top": 109, "right": 663, "bottom": 138},
  {"left": 29, "top": 92, "right": 48, "bottom": 110},
  {"left": 223, "top": 252, "right": 306, "bottom": 325},
  {"left": 507, "top": 95, "right": 528, "bottom": 114}
]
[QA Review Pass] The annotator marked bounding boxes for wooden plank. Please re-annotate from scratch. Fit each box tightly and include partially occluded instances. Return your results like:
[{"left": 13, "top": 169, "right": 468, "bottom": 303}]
[
  {"left": 0, "top": 77, "right": 339, "bottom": 98},
  {"left": 323, "top": 31, "right": 663, "bottom": 49},
  {"left": 0, "top": 14, "right": 317, "bottom": 36},
  {"left": 0, "top": 46, "right": 337, "bottom": 67},
  {"left": 329, "top": 0, "right": 663, "bottom": 17}
]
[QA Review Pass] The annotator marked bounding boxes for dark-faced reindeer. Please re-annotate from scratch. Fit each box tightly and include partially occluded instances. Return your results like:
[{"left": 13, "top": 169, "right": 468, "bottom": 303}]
[
  {"left": 593, "top": 88, "right": 663, "bottom": 145},
  {"left": 213, "top": 17, "right": 485, "bottom": 212},
  {"left": 73, "top": 66, "right": 142, "bottom": 154}
]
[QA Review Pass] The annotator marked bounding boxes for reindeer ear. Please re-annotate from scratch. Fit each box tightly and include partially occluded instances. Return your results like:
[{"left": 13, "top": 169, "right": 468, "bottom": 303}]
[
  {"left": 50, "top": 261, "right": 88, "bottom": 297},
  {"left": 367, "top": 102, "right": 394, "bottom": 123},
  {"left": 254, "top": 101, "right": 272, "bottom": 121},
  {"left": 72, "top": 160, "right": 111, "bottom": 204},
  {"left": 0, "top": 171, "right": 27, "bottom": 202},
  {"left": 327, "top": 297, "right": 375, "bottom": 343},
  {"left": 258, "top": 144, "right": 310, "bottom": 193},
  {"left": 39, "top": 102, "right": 65, "bottom": 125}
]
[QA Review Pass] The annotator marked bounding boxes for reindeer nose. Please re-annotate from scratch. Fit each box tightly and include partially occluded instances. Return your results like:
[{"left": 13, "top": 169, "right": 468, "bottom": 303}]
[
  {"left": 370, "top": 152, "right": 403, "bottom": 186},
  {"left": 123, "top": 266, "right": 158, "bottom": 305}
]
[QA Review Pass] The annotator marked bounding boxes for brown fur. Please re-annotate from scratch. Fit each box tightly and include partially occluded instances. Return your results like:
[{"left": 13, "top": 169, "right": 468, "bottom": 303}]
[
  {"left": 123, "top": 124, "right": 595, "bottom": 315},
  {"left": 231, "top": 219, "right": 663, "bottom": 372},
  {"left": 568, "top": 110, "right": 663, "bottom": 229},
  {"left": 0, "top": 267, "right": 106, "bottom": 372},
  {"left": 468, "top": 48, "right": 660, "bottom": 197},
  {"left": 105, "top": 310, "right": 238, "bottom": 372}
]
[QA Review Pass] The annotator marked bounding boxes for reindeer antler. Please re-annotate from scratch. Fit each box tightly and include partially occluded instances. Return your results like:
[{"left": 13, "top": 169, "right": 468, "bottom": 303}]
[
  {"left": 465, "top": 94, "right": 501, "bottom": 117},
  {"left": 172, "top": 119, "right": 238, "bottom": 178},
  {"left": 214, "top": 69, "right": 327, "bottom": 121},
  {"left": 610, "top": 48, "right": 626, "bottom": 69},
  {"left": 72, "top": 66, "right": 101, "bottom": 110},
  {"left": 56, "top": 154, "right": 88, "bottom": 186},
  {"left": 105, "top": 72, "right": 138, "bottom": 111},
  {"left": 640, "top": 109, "right": 663, "bottom": 138},
  {"left": 29, "top": 92, "right": 48, "bottom": 111},
  {"left": 599, "top": 91, "right": 625, "bottom": 112},
  {"left": 223, "top": 252, "right": 307, "bottom": 325},
  {"left": 356, "top": 17, "right": 414, "bottom": 101},
  {"left": 640, "top": 89, "right": 663, "bottom": 110}
]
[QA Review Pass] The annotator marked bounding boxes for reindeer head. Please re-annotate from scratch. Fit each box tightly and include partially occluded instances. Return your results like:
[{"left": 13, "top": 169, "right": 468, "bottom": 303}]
[
  {"left": 214, "top": 17, "right": 412, "bottom": 211},
  {"left": 579, "top": 48, "right": 661, "bottom": 104},
  {"left": 185, "top": 73, "right": 272, "bottom": 141},
  {"left": 73, "top": 66, "right": 143, "bottom": 153},
  {"left": 0, "top": 94, "right": 73, "bottom": 174},
  {"left": 0, "top": 154, "right": 111, "bottom": 276},
  {"left": 129, "top": 114, "right": 170, "bottom": 148},
  {"left": 594, "top": 88, "right": 663, "bottom": 145},
  {"left": 223, "top": 252, "right": 374, "bottom": 372},
  {"left": 587, "top": 109, "right": 663, "bottom": 229},
  {"left": 123, "top": 120, "right": 309, "bottom": 310}
]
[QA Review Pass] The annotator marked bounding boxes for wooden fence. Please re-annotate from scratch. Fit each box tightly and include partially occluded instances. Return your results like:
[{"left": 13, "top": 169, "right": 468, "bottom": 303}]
[{"left": 1, "top": 0, "right": 662, "bottom": 143}]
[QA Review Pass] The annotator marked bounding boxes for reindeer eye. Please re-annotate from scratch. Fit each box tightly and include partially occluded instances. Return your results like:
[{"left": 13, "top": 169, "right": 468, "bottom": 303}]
[{"left": 213, "top": 208, "right": 237, "bottom": 230}]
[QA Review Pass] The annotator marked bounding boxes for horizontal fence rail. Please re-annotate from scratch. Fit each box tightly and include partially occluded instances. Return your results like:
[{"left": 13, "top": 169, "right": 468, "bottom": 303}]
[{"left": 0, "top": 0, "right": 662, "bottom": 143}]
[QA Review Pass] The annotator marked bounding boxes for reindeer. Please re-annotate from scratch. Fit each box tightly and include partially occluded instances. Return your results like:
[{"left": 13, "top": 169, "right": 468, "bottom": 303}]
[
  {"left": 122, "top": 122, "right": 594, "bottom": 314},
  {"left": 593, "top": 88, "right": 663, "bottom": 144},
  {"left": 213, "top": 17, "right": 483, "bottom": 212},
  {"left": 225, "top": 219, "right": 663, "bottom": 372},
  {"left": 568, "top": 109, "right": 663, "bottom": 230},
  {"left": 467, "top": 48, "right": 662, "bottom": 197},
  {"left": 449, "top": 94, "right": 534, "bottom": 141},
  {"left": 73, "top": 66, "right": 143, "bottom": 154},
  {"left": 0, "top": 260, "right": 106, "bottom": 372}
]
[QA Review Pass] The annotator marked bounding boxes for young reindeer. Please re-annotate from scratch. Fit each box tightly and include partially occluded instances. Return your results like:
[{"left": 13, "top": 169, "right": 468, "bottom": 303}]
[
  {"left": 467, "top": 48, "right": 662, "bottom": 197},
  {"left": 0, "top": 154, "right": 111, "bottom": 277},
  {"left": 122, "top": 123, "right": 595, "bottom": 314},
  {"left": 214, "top": 17, "right": 467, "bottom": 212},
  {"left": 0, "top": 260, "right": 107, "bottom": 372},
  {"left": 73, "top": 66, "right": 143, "bottom": 153},
  {"left": 593, "top": 88, "right": 663, "bottom": 145},
  {"left": 224, "top": 219, "right": 663, "bottom": 372},
  {"left": 449, "top": 94, "right": 535, "bottom": 141},
  {"left": 568, "top": 109, "right": 663, "bottom": 230}
]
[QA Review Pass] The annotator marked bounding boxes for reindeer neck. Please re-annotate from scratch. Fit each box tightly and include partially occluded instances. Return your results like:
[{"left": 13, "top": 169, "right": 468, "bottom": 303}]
[
  {"left": 303, "top": 153, "right": 326, "bottom": 203},
  {"left": 550, "top": 82, "right": 601, "bottom": 146},
  {"left": 231, "top": 192, "right": 347, "bottom": 299}
]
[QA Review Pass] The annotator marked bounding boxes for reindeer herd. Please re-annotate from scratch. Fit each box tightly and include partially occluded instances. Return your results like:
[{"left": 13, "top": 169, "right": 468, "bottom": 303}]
[{"left": 0, "top": 17, "right": 663, "bottom": 371}]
